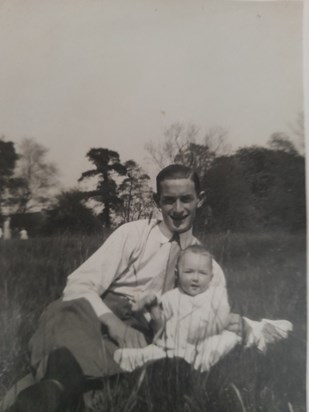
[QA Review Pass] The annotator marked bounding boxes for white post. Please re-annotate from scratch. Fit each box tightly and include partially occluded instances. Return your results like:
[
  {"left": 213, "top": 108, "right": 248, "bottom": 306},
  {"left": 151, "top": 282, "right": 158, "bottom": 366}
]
[{"left": 3, "top": 216, "right": 11, "bottom": 239}]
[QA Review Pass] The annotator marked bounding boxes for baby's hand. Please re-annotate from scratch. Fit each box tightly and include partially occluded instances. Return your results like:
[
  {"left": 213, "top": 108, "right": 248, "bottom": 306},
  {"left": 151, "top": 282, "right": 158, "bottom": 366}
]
[
  {"left": 143, "top": 293, "right": 159, "bottom": 310},
  {"left": 225, "top": 313, "right": 243, "bottom": 337},
  {"left": 132, "top": 293, "right": 158, "bottom": 312}
]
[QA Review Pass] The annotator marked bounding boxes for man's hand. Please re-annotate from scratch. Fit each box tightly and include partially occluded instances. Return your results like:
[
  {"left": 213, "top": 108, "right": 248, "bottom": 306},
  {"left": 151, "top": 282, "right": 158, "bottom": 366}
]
[
  {"left": 225, "top": 313, "right": 243, "bottom": 337},
  {"left": 100, "top": 312, "right": 148, "bottom": 348}
]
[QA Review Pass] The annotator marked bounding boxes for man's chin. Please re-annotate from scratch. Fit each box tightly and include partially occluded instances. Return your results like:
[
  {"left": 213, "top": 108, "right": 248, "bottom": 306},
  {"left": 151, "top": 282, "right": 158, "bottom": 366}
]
[
  {"left": 168, "top": 218, "right": 192, "bottom": 233},
  {"left": 171, "top": 224, "right": 191, "bottom": 234}
]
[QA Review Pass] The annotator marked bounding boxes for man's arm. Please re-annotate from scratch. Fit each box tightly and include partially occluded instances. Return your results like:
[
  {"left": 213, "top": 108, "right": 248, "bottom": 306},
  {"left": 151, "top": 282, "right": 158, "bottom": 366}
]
[
  {"left": 100, "top": 312, "right": 148, "bottom": 348},
  {"left": 211, "top": 261, "right": 243, "bottom": 336},
  {"left": 63, "top": 221, "right": 149, "bottom": 348},
  {"left": 144, "top": 294, "right": 165, "bottom": 340},
  {"left": 130, "top": 293, "right": 164, "bottom": 344},
  {"left": 62, "top": 222, "right": 137, "bottom": 317}
]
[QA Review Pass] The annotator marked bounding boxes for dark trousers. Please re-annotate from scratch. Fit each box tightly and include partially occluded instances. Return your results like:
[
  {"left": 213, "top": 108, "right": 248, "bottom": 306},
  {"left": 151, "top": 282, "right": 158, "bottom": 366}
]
[{"left": 29, "top": 293, "right": 152, "bottom": 381}]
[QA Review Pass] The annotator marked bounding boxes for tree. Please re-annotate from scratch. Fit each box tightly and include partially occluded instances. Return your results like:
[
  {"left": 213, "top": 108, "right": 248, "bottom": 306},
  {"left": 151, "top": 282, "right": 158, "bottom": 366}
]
[
  {"left": 0, "top": 138, "right": 20, "bottom": 217},
  {"left": 145, "top": 123, "right": 198, "bottom": 168},
  {"left": 290, "top": 112, "right": 305, "bottom": 155},
  {"left": 117, "top": 160, "right": 153, "bottom": 223},
  {"left": 268, "top": 133, "right": 298, "bottom": 155},
  {"left": 174, "top": 142, "right": 216, "bottom": 180},
  {"left": 14, "top": 138, "right": 59, "bottom": 212},
  {"left": 43, "top": 189, "right": 101, "bottom": 235},
  {"left": 202, "top": 154, "right": 259, "bottom": 232},
  {"left": 145, "top": 123, "right": 229, "bottom": 180},
  {"left": 202, "top": 145, "right": 306, "bottom": 232},
  {"left": 0, "top": 138, "right": 18, "bottom": 183},
  {"left": 79, "top": 148, "right": 127, "bottom": 228}
]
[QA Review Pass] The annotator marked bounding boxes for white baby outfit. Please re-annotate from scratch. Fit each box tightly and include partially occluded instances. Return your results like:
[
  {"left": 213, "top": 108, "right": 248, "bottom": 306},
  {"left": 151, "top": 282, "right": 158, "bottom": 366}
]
[
  {"left": 114, "top": 283, "right": 293, "bottom": 372},
  {"left": 114, "top": 285, "right": 242, "bottom": 372}
]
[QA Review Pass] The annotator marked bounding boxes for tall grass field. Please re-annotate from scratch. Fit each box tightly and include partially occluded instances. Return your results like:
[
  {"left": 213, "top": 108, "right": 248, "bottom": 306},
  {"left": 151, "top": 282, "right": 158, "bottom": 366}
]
[{"left": 0, "top": 231, "right": 306, "bottom": 411}]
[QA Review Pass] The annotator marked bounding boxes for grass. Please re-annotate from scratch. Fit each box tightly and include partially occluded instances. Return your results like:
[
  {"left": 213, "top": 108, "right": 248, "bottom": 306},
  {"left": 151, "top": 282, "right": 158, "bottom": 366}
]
[{"left": 0, "top": 231, "right": 306, "bottom": 411}]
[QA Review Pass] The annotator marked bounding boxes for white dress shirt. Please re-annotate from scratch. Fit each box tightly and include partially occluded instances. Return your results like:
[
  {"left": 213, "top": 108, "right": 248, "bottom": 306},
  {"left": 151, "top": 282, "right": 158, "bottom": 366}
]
[{"left": 63, "top": 219, "right": 225, "bottom": 318}]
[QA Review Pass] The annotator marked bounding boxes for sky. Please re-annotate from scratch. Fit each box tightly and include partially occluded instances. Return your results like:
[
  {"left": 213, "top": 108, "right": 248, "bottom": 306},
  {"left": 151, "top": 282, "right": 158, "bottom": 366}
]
[{"left": 0, "top": 0, "right": 304, "bottom": 190}]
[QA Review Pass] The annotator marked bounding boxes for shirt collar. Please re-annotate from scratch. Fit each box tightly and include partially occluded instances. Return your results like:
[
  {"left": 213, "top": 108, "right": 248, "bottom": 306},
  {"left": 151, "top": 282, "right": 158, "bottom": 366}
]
[{"left": 157, "top": 220, "right": 194, "bottom": 249}]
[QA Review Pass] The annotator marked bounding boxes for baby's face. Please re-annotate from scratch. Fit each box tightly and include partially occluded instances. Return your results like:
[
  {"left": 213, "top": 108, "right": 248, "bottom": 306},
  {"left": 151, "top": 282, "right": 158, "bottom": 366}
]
[{"left": 178, "top": 251, "right": 213, "bottom": 296}]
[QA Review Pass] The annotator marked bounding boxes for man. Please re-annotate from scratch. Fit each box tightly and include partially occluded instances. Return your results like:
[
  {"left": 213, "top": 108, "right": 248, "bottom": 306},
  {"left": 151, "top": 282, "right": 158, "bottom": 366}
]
[{"left": 13, "top": 164, "right": 239, "bottom": 411}]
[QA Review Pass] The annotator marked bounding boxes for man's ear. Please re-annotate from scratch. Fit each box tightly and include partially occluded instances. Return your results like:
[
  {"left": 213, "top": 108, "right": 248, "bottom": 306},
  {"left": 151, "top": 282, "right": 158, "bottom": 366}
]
[{"left": 197, "top": 191, "right": 206, "bottom": 208}]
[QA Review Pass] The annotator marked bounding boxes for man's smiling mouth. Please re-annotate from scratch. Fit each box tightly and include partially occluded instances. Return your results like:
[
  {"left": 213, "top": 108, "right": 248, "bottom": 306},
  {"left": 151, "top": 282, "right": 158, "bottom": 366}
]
[{"left": 171, "top": 215, "right": 188, "bottom": 221}]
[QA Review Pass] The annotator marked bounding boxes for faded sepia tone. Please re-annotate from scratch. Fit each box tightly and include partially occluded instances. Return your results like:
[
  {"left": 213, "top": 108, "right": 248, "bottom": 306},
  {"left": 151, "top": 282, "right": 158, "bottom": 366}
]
[{"left": 0, "top": 1, "right": 306, "bottom": 412}]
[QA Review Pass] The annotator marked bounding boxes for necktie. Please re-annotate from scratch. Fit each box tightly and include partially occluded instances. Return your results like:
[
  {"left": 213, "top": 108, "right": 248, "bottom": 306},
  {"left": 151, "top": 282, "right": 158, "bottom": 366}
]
[{"left": 162, "top": 233, "right": 181, "bottom": 294}]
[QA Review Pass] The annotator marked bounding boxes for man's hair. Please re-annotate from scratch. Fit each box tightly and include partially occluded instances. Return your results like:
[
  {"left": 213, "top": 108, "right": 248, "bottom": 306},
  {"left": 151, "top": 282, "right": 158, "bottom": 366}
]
[
  {"left": 156, "top": 164, "right": 200, "bottom": 196},
  {"left": 177, "top": 244, "right": 213, "bottom": 269}
]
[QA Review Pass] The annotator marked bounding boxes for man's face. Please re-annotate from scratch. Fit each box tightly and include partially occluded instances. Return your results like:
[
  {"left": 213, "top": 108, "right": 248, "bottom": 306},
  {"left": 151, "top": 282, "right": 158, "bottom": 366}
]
[
  {"left": 156, "top": 178, "right": 202, "bottom": 234},
  {"left": 178, "top": 252, "right": 213, "bottom": 296}
]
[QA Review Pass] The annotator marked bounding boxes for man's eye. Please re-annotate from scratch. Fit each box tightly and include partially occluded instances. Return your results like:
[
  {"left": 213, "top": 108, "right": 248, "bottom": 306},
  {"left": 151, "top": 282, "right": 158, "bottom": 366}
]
[
  {"left": 162, "top": 198, "right": 175, "bottom": 204},
  {"left": 181, "top": 196, "right": 193, "bottom": 203}
]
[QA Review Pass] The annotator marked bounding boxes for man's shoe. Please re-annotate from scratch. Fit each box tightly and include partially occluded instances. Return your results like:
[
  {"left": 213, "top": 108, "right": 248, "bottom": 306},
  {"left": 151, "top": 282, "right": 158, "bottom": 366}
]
[
  {"left": 13, "top": 379, "right": 65, "bottom": 412},
  {"left": 13, "top": 348, "right": 85, "bottom": 412}
]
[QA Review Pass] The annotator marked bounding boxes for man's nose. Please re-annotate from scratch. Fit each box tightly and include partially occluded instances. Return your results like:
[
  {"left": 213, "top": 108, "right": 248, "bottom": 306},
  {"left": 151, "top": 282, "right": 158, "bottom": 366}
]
[{"left": 174, "top": 200, "right": 185, "bottom": 213}]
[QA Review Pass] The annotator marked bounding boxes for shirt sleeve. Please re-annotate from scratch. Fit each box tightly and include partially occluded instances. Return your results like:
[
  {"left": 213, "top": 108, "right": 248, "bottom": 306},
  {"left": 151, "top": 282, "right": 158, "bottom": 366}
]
[{"left": 62, "top": 223, "right": 137, "bottom": 318}]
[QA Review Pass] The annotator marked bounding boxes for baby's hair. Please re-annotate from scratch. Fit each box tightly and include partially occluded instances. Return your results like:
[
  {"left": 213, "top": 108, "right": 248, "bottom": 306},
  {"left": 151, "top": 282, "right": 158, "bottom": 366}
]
[{"left": 177, "top": 244, "right": 213, "bottom": 268}]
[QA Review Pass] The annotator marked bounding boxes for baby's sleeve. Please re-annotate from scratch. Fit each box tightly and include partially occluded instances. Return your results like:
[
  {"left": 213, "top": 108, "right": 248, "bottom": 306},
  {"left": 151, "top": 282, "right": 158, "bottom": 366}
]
[
  {"left": 209, "top": 287, "right": 230, "bottom": 333},
  {"left": 160, "top": 291, "right": 175, "bottom": 321}
]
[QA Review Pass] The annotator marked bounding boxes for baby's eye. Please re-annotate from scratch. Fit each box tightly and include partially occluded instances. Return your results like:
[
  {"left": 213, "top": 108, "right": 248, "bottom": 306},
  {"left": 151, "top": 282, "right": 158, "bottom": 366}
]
[{"left": 200, "top": 271, "right": 211, "bottom": 276}]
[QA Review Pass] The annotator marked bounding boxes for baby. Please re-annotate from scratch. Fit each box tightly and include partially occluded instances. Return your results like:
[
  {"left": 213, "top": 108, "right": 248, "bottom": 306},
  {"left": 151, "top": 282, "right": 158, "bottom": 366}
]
[
  {"left": 114, "top": 245, "right": 292, "bottom": 372},
  {"left": 114, "top": 245, "right": 242, "bottom": 372}
]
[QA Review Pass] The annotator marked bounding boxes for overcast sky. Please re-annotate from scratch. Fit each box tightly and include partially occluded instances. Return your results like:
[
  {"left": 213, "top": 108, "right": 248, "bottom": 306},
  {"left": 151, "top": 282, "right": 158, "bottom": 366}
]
[{"left": 0, "top": 0, "right": 304, "bottom": 189}]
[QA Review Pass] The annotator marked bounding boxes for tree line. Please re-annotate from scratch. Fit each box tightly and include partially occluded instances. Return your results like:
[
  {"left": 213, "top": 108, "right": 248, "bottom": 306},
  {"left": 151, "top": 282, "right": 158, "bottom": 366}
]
[
  {"left": 0, "top": 139, "right": 153, "bottom": 235},
  {"left": 146, "top": 124, "right": 305, "bottom": 233},
  {"left": 0, "top": 121, "right": 306, "bottom": 236}
]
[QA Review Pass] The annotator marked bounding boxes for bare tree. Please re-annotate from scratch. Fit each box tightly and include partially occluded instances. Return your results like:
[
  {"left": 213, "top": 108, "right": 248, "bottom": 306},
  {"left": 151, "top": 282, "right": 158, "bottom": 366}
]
[
  {"left": 145, "top": 123, "right": 199, "bottom": 168},
  {"left": 268, "top": 132, "right": 298, "bottom": 155},
  {"left": 14, "top": 138, "right": 59, "bottom": 212},
  {"left": 204, "top": 127, "right": 230, "bottom": 156},
  {"left": 289, "top": 112, "right": 305, "bottom": 155},
  {"left": 117, "top": 160, "right": 153, "bottom": 223},
  {"left": 145, "top": 122, "right": 229, "bottom": 176}
]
